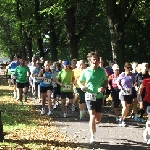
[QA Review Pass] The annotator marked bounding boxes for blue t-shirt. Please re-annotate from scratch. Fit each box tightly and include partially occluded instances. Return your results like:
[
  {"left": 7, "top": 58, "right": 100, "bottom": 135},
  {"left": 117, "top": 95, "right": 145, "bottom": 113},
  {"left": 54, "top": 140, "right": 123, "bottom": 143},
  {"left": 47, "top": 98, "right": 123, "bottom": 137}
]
[
  {"left": 9, "top": 61, "right": 20, "bottom": 73},
  {"left": 105, "top": 66, "right": 114, "bottom": 75},
  {"left": 33, "top": 68, "right": 40, "bottom": 83}
]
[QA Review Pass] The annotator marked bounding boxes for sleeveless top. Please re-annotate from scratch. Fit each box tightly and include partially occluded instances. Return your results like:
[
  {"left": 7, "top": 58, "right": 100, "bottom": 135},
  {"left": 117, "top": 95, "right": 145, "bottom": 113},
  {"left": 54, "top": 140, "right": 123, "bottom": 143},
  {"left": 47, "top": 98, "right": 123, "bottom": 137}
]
[{"left": 40, "top": 69, "right": 52, "bottom": 87}]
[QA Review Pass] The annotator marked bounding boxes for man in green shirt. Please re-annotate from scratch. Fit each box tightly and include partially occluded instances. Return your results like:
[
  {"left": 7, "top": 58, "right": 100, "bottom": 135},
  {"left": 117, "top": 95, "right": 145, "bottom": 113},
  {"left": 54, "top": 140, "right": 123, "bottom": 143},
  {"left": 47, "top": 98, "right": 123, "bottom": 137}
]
[
  {"left": 78, "top": 52, "right": 108, "bottom": 143},
  {"left": 56, "top": 60, "right": 75, "bottom": 118},
  {"left": 14, "top": 58, "right": 30, "bottom": 105}
]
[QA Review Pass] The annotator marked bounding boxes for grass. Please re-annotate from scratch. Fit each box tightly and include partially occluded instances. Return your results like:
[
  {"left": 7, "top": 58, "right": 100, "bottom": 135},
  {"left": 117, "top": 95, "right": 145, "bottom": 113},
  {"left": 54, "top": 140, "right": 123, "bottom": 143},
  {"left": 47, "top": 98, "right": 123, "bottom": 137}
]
[{"left": 0, "top": 77, "right": 83, "bottom": 150}]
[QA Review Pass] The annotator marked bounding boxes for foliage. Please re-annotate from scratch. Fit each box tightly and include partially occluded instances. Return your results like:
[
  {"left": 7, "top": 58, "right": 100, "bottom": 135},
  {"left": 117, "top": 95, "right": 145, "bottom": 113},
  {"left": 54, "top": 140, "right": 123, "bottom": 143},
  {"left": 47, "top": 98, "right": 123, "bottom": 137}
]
[{"left": 0, "top": 0, "right": 149, "bottom": 64}]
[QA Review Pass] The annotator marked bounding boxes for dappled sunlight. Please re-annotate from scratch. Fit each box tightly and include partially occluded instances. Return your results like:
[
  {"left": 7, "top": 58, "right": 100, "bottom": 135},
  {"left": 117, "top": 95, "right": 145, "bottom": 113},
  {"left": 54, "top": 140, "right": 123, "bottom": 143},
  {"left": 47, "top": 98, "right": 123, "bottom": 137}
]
[{"left": 0, "top": 78, "right": 80, "bottom": 150}]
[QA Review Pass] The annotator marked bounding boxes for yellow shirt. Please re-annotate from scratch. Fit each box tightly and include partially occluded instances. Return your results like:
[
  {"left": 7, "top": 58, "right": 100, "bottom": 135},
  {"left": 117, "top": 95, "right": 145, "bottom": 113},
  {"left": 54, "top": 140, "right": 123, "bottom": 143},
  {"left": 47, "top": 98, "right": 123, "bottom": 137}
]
[{"left": 73, "top": 68, "right": 85, "bottom": 88}]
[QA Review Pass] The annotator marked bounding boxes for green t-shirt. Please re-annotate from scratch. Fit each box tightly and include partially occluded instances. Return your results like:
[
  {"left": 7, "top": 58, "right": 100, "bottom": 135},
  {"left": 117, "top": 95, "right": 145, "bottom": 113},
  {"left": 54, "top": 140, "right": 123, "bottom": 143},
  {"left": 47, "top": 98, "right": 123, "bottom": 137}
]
[
  {"left": 57, "top": 69, "right": 74, "bottom": 92},
  {"left": 79, "top": 67, "right": 107, "bottom": 98},
  {"left": 15, "top": 66, "right": 30, "bottom": 83}
]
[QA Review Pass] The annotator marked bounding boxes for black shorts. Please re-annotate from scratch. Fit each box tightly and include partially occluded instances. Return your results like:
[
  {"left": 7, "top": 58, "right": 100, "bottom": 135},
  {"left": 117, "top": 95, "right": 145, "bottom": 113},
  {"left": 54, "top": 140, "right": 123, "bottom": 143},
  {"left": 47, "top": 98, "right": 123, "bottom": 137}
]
[
  {"left": 7, "top": 75, "right": 11, "bottom": 79},
  {"left": 132, "top": 87, "right": 137, "bottom": 99},
  {"left": 120, "top": 95, "right": 133, "bottom": 104},
  {"left": 143, "top": 101, "right": 150, "bottom": 111},
  {"left": 61, "top": 92, "right": 74, "bottom": 99},
  {"left": 34, "top": 82, "right": 39, "bottom": 92},
  {"left": 86, "top": 98, "right": 103, "bottom": 113},
  {"left": 76, "top": 88, "right": 85, "bottom": 104},
  {"left": 111, "top": 87, "right": 120, "bottom": 108},
  {"left": 12, "top": 79, "right": 16, "bottom": 85},
  {"left": 53, "top": 87, "right": 61, "bottom": 98},
  {"left": 17, "top": 82, "right": 29, "bottom": 88},
  {"left": 105, "top": 87, "right": 111, "bottom": 96},
  {"left": 40, "top": 86, "right": 53, "bottom": 93}
]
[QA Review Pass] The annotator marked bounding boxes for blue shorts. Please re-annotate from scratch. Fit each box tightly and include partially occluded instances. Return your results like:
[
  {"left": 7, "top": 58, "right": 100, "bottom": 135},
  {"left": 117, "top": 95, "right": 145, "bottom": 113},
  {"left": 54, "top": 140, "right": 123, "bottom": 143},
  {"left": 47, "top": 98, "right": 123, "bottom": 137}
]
[{"left": 53, "top": 87, "right": 61, "bottom": 98}]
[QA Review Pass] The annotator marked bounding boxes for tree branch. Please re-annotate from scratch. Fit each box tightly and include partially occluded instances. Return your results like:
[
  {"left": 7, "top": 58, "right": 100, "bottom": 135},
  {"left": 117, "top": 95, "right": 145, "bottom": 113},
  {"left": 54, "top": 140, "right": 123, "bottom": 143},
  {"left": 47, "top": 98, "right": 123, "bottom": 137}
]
[{"left": 124, "top": 0, "right": 138, "bottom": 24}]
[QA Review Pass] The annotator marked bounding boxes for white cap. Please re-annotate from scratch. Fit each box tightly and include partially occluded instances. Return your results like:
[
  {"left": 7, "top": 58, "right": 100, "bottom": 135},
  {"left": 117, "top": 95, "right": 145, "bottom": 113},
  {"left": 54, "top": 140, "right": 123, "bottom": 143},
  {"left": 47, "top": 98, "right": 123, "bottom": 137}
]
[
  {"left": 50, "top": 65, "right": 55, "bottom": 70},
  {"left": 112, "top": 64, "right": 119, "bottom": 70}
]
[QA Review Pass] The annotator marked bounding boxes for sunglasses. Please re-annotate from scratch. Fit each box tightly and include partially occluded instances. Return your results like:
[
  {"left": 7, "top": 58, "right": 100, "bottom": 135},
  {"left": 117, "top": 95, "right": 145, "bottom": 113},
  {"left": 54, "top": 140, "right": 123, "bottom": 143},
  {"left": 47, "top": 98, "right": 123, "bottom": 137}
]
[
  {"left": 66, "top": 65, "right": 70, "bottom": 68},
  {"left": 126, "top": 66, "right": 131, "bottom": 69}
]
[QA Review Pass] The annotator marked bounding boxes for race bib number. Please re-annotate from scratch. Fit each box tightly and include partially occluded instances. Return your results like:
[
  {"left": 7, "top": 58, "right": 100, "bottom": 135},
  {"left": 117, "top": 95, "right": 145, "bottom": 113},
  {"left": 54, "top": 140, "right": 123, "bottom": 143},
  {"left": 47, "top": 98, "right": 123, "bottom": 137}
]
[
  {"left": 53, "top": 82, "right": 57, "bottom": 88},
  {"left": 63, "top": 85, "right": 71, "bottom": 91},
  {"left": 85, "top": 92, "right": 97, "bottom": 101},
  {"left": 122, "top": 88, "right": 132, "bottom": 95},
  {"left": 112, "top": 78, "right": 117, "bottom": 84},
  {"left": 43, "top": 78, "right": 51, "bottom": 84}
]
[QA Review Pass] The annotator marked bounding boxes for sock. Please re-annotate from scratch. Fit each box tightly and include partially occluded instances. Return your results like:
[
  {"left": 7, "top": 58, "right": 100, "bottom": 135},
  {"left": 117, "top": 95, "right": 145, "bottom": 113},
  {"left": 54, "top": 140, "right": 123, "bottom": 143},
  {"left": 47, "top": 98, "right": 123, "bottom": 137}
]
[
  {"left": 80, "top": 111, "right": 83, "bottom": 116},
  {"left": 91, "top": 133, "right": 95, "bottom": 138},
  {"left": 24, "top": 95, "right": 27, "bottom": 100},
  {"left": 14, "top": 92, "right": 17, "bottom": 98},
  {"left": 140, "top": 109, "right": 145, "bottom": 118},
  {"left": 137, "top": 110, "right": 140, "bottom": 115}
]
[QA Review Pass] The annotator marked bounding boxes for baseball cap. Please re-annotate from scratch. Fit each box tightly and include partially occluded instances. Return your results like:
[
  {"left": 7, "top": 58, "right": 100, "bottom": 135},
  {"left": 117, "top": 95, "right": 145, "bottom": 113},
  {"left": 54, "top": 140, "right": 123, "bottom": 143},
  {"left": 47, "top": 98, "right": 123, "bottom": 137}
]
[
  {"left": 112, "top": 64, "right": 119, "bottom": 70},
  {"left": 50, "top": 65, "right": 55, "bottom": 70},
  {"left": 63, "top": 60, "right": 69, "bottom": 66}
]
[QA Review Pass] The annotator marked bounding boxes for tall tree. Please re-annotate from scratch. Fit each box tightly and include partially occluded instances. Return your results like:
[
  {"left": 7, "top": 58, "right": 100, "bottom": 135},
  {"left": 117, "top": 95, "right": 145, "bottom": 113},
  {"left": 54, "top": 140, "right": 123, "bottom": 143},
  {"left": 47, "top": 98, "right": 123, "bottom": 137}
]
[
  {"left": 34, "top": 0, "right": 44, "bottom": 58},
  {"left": 106, "top": 0, "right": 138, "bottom": 70}
]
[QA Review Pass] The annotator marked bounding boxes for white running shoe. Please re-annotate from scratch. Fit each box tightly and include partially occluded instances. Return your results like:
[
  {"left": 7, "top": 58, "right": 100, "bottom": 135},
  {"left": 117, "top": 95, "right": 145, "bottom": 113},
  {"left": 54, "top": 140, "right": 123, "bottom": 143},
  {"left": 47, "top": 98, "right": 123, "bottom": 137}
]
[
  {"left": 41, "top": 108, "right": 45, "bottom": 115},
  {"left": 63, "top": 112, "right": 67, "bottom": 118},
  {"left": 118, "top": 120, "right": 126, "bottom": 127},
  {"left": 53, "top": 105, "right": 57, "bottom": 109},
  {"left": 90, "top": 135, "right": 96, "bottom": 143},
  {"left": 47, "top": 111, "right": 53, "bottom": 116}
]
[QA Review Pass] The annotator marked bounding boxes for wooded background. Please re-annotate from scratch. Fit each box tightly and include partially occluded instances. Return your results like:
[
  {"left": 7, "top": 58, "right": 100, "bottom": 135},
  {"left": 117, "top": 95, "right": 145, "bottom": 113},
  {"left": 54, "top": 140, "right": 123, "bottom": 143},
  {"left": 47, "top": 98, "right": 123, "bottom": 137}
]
[{"left": 0, "top": 0, "right": 149, "bottom": 70}]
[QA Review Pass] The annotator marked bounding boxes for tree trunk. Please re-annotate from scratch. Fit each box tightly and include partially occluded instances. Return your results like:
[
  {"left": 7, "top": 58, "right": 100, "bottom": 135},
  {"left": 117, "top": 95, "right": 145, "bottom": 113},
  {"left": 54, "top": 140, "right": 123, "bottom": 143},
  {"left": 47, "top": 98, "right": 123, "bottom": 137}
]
[
  {"left": 107, "top": 17, "right": 125, "bottom": 71},
  {"left": 34, "top": 0, "right": 44, "bottom": 58},
  {"left": 106, "top": 0, "right": 138, "bottom": 71},
  {"left": 70, "top": 35, "right": 79, "bottom": 59},
  {"left": 21, "top": 45, "right": 26, "bottom": 60},
  {"left": 49, "top": 14, "right": 58, "bottom": 62},
  {"left": 38, "top": 38, "right": 44, "bottom": 58},
  {"left": 66, "top": 6, "right": 79, "bottom": 59},
  {"left": 27, "top": 37, "right": 33, "bottom": 61},
  {"left": 106, "top": 0, "right": 128, "bottom": 71}
]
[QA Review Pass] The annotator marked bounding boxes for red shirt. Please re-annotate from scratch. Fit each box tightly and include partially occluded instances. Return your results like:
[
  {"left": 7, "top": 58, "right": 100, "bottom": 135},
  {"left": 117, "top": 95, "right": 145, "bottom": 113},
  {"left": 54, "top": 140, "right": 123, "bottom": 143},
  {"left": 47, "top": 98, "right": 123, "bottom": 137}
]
[
  {"left": 111, "top": 74, "right": 119, "bottom": 88},
  {"left": 142, "top": 78, "right": 150, "bottom": 102}
]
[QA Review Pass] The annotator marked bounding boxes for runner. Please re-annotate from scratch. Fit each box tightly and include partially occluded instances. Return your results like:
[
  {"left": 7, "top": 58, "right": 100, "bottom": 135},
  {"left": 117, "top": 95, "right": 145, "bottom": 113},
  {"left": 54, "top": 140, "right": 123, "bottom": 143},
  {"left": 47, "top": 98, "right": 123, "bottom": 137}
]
[
  {"left": 135, "top": 65, "right": 149, "bottom": 122},
  {"left": 32, "top": 61, "right": 41, "bottom": 99},
  {"left": 13, "top": 58, "right": 30, "bottom": 105},
  {"left": 108, "top": 64, "right": 120, "bottom": 121},
  {"left": 130, "top": 62, "right": 138, "bottom": 118},
  {"left": 9, "top": 55, "right": 20, "bottom": 98},
  {"left": 5, "top": 62, "right": 11, "bottom": 87},
  {"left": 56, "top": 60, "right": 75, "bottom": 118},
  {"left": 78, "top": 52, "right": 107, "bottom": 143},
  {"left": 50, "top": 65, "right": 60, "bottom": 109},
  {"left": 99, "top": 57, "right": 110, "bottom": 106},
  {"left": 137, "top": 68, "right": 150, "bottom": 117},
  {"left": 38, "top": 61, "right": 53, "bottom": 115},
  {"left": 28, "top": 58, "right": 36, "bottom": 94},
  {"left": 74, "top": 60, "right": 86, "bottom": 119},
  {"left": 116, "top": 62, "right": 135, "bottom": 126}
]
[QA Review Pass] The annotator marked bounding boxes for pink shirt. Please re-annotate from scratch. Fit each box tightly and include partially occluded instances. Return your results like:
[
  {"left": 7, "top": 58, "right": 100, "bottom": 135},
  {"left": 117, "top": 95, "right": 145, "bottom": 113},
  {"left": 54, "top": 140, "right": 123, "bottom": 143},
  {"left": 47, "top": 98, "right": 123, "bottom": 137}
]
[{"left": 111, "top": 74, "right": 119, "bottom": 88}]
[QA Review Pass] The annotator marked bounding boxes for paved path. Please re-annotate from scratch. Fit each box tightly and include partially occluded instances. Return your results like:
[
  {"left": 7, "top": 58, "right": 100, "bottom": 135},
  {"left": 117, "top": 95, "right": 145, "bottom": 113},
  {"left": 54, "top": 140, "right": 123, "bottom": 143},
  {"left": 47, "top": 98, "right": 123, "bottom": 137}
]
[{"left": 33, "top": 99, "right": 150, "bottom": 150}]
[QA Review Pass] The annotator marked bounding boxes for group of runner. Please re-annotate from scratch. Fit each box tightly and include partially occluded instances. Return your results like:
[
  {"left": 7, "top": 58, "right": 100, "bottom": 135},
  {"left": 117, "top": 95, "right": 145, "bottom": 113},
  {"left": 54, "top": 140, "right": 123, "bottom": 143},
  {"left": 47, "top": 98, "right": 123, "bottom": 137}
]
[{"left": 5, "top": 52, "right": 150, "bottom": 143}]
